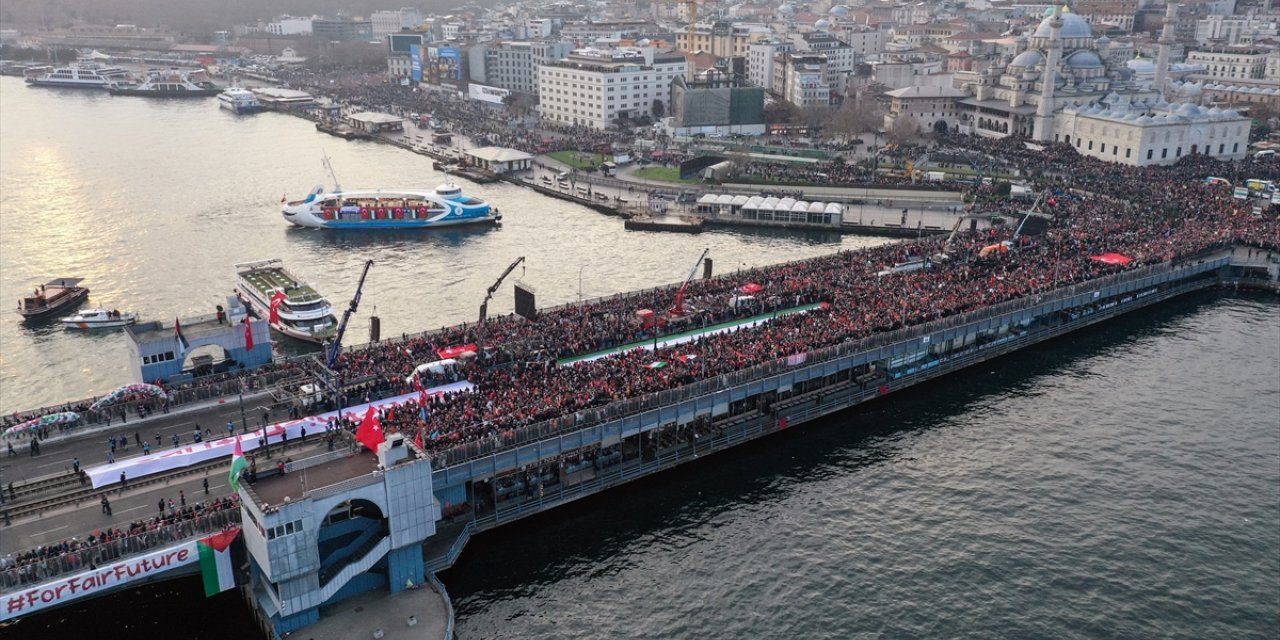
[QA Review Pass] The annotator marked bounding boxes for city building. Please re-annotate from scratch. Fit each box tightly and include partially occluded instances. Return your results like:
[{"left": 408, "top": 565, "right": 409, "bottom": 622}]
[
  {"left": 1055, "top": 101, "right": 1250, "bottom": 165},
  {"left": 371, "top": 8, "right": 424, "bottom": 38},
  {"left": 312, "top": 18, "right": 373, "bottom": 42},
  {"left": 668, "top": 73, "right": 767, "bottom": 135},
  {"left": 537, "top": 48, "right": 687, "bottom": 129},
  {"left": 883, "top": 85, "right": 968, "bottom": 135},
  {"left": 774, "top": 53, "right": 832, "bottom": 108},
  {"left": 486, "top": 41, "right": 536, "bottom": 94},
  {"left": 747, "top": 40, "right": 794, "bottom": 91},
  {"left": 267, "top": 16, "right": 313, "bottom": 36},
  {"left": 1186, "top": 46, "right": 1274, "bottom": 80},
  {"left": 527, "top": 19, "right": 554, "bottom": 38},
  {"left": 1195, "top": 14, "right": 1280, "bottom": 45},
  {"left": 386, "top": 33, "right": 425, "bottom": 81},
  {"left": 796, "top": 31, "right": 858, "bottom": 98},
  {"left": 675, "top": 21, "right": 769, "bottom": 58}
]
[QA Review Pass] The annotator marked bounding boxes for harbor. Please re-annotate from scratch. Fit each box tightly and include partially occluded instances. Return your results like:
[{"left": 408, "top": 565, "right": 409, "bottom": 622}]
[{"left": 1, "top": 71, "right": 1278, "bottom": 640}]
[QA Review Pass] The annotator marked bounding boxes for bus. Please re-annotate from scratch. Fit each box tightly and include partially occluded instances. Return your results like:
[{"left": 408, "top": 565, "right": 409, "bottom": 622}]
[{"left": 602, "top": 162, "right": 617, "bottom": 176}]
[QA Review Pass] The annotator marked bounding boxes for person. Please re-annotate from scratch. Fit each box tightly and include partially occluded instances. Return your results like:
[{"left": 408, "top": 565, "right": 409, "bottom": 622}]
[
  {"left": 172, "top": 433, "right": 180, "bottom": 447},
  {"left": 277, "top": 459, "right": 286, "bottom": 476},
  {"left": 203, "top": 477, "right": 209, "bottom": 495},
  {"left": 179, "top": 490, "right": 186, "bottom": 507},
  {"left": 300, "top": 426, "right": 307, "bottom": 444},
  {"left": 134, "top": 431, "right": 141, "bottom": 446},
  {"left": 6, "top": 441, "right": 14, "bottom": 457},
  {"left": 155, "top": 432, "right": 162, "bottom": 446},
  {"left": 72, "top": 457, "right": 80, "bottom": 473},
  {"left": 101, "top": 495, "right": 111, "bottom": 515},
  {"left": 227, "top": 421, "right": 235, "bottom": 437},
  {"left": 167, "top": 498, "right": 175, "bottom": 512},
  {"left": 158, "top": 498, "right": 165, "bottom": 515},
  {"left": 143, "top": 441, "right": 151, "bottom": 455},
  {"left": 107, "top": 450, "right": 114, "bottom": 464},
  {"left": 119, "top": 471, "right": 127, "bottom": 489}
]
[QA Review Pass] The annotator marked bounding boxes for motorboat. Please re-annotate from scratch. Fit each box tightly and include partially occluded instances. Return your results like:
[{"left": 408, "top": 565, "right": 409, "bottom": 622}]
[
  {"left": 17, "top": 278, "right": 89, "bottom": 319},
  {"left": 60, "top": 307, "right": 138, "bottom": 329}
]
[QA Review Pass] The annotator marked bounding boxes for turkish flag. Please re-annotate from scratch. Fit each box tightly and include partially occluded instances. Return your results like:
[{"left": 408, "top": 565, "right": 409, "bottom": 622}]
[
  {"left": 243, "top": 319, "right": 254, "bottom": 351},
  {"left": 268, "top": 290, "right": 286, "bottom": 325},
  {"left": 355, "top": 405, "right": 385, "bottom": 452}
]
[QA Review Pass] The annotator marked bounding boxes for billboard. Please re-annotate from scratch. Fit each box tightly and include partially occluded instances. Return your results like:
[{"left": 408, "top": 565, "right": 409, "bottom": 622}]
[
  {"left": 468, "top": 83, "right": 510, "bottom": 104},
  {"left": 410, "top": 44, "right": 423, "bottom": 83},
  {"left": 427, "top": 46, "right": 463, "bottom": 84},
  {"left": 514, "top": 283, "right": 537, "bottom": 321},
  {"left": 389, "top": 33, "right": 424, "bottom": 54}
]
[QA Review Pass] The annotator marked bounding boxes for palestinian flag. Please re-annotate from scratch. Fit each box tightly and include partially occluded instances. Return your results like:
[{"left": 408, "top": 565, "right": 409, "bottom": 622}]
[
  {"left": 174, "top": 317, "right": 190, "bottom": 355},
  {"left": 228, "top": 436, "right": 248, "bottom": 493},
  {"left": 646, "top": 361, "right": 667, "bottom": 369},
  {"left": 198, "top": 527, "right": 240, "bottom": 597}
]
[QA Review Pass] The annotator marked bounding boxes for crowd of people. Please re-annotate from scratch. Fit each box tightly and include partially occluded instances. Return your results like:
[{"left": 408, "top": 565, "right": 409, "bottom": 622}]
[
  {"left": 0, "top": 495, "right": 240, "bottom": 589},
  {"left": 310, "top": 135, "right": 1279, "bottom": 463}
]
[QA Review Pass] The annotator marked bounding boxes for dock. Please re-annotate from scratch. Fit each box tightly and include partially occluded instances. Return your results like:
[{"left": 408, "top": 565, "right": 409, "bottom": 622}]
[{"left": 624, "top": 215, "right": 704, "bottom": 233}]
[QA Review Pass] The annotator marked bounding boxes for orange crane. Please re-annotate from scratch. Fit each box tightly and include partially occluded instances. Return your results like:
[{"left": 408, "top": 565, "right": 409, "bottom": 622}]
[{"left": 669, "top": 248, "right": 710, "bottom": 317}]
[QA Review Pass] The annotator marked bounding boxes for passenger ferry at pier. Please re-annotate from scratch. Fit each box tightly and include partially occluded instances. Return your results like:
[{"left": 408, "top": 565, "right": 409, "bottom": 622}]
[
  {"left": 217, "top": 88, "right": 261, "bottom": 114},
  {"left": 25, "top": 64, "right": 129, "bottom": 89},
  {"left": 281, "top": 183, "right": 501, "bottom": 230},
  {"left": 107, "top": 69, "right": 221, "bottom": 97},
  {"left": 233, "top": 259, "right": 337, "bottom": 343}
]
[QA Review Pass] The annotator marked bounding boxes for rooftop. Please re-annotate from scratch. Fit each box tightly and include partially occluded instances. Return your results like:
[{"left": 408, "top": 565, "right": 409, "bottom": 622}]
[
  {"left": 466, "top": 146, "right": 534, "bottom": 162},
  {"left": 251, "top": 452, "right": 385, "bottom": 507}
]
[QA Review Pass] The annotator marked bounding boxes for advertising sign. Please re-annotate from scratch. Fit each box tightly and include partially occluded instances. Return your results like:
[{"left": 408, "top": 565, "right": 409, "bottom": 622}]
[
  {"left": 427, "top": 46, "right": 463, "bottom": 84},
  {"left": 410, "top": 44, "right": 423, "bottom": 83},
  {"left": 1232, "top": 186, "right": 1249, "bottom": 200},
  {"left": 468, "top": 83, "right": 510, "bottom": 104}
]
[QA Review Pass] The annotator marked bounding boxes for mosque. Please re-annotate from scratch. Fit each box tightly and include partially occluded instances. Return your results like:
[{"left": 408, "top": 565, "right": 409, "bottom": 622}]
[{"left": 948, "top": 4, "right": 1253, "bottom": 166}]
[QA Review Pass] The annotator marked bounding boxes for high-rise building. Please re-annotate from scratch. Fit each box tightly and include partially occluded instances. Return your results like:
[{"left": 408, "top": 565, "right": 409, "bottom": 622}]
[{"left": 537, "top": 48, "right": 687, "bottom": 129}]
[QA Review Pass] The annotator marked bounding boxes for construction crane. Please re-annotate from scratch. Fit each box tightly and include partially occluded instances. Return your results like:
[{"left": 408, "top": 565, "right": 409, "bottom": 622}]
[
  {"left": 325, "top": 260, "right": 374, "bottom": 368},
  {"left": 679, "top": 0, "right": 698, "bottom": 78},
  {"left": 479, "top": 256, "right": 526, "bottom": 327},
  {"left": 669, "top": 248, "right": 710, "bottom": 317}
]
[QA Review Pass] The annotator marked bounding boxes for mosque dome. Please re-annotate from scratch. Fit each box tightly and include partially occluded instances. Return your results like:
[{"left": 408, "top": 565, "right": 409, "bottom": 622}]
[
  {"left": 815, "top": 18, "right": 831, "bottom": 30},
  {"left": 778, "top": 3, "right": 795, "bottom": 14},
  {"left": 829, "top": 5, "right": 849, "bottom": 16},
  {"left": 1126, "top": 58, "right": 1157, "bottom": 74},
  {"left": 1009, "top": 49, "right": 1044, "bottom": 68},
  {"left": 1033, "top": 12, "right": 1093, "bottom": 39},
  {"left": 1095, "top": 35, "right": 1111, "bottom": 46},
  {"left": 1064, "top": 50, "right": 1103, "bottom": 69}
]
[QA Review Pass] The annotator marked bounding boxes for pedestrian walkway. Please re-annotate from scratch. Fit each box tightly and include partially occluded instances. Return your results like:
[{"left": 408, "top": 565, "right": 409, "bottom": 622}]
[{"left": 303, "top": 584, "right": 449, "bottom": 640}]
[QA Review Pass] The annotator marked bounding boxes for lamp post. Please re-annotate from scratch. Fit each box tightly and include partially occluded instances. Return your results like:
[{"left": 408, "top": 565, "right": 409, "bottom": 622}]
[{"left": 578, "top": 265, "right": 586, "bottom": 301}]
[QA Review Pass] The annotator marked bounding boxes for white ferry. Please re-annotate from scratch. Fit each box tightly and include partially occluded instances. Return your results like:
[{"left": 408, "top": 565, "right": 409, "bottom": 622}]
[
  {"left": 233, "top": 259, "right": 337, "bottom": 343},
  {"left": 281, "top": 183, "right": 501, "bottom": 230},
  {"left": 107, "top": 69, "right": 221, "bottom": 97},
  {"left": 60, "top": 308, "right": 137, "bottom": 329},
  {"left": 25, "top": 64, "right": 130, "bottom": 89},
  {"left": 217, "top": 88, "right": 261, "bottom": 114}
]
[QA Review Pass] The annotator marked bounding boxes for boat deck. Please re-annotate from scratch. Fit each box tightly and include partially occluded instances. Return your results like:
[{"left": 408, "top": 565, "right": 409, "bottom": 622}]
[{"left": 242, "top": 268, "right": 324, "bottom": 303}]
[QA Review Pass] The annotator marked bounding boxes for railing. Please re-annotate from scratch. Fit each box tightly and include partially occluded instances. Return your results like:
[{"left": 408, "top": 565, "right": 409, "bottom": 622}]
[
  {"left": 428, "top": 571, "right": 456, "bottom": 640},
  {"left": 424, "top": 520, "right": 477, "bottom": 573},
  {"left": 428, "top": 252, "right": 1232, "bottom": 469},
  {"left": 0, "top": 508, "right": 241, "bottom": 594}
]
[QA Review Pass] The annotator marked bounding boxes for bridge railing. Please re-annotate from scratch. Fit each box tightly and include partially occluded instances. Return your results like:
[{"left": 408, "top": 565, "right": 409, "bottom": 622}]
[{"left": 0, "top": 508, "right": 242, "bottom": 594}]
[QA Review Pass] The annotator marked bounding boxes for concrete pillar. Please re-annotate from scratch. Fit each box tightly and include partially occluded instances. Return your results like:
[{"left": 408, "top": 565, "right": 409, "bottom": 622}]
[{"left": 387, "top": 543, "right": 425, "bottom": 593}]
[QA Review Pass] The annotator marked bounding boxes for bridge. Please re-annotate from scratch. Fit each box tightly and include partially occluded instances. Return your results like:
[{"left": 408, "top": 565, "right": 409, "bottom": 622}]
[{"left": 0, "top": 246, "right": 1274, "bottom": 635}]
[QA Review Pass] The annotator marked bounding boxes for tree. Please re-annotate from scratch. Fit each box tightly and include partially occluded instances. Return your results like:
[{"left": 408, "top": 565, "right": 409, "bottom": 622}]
[
  {"left": 799, "top": 105, "right": 834, "bottom": 131},
  {"left": 763, "top": 99, "right": 799, "bottom": 125},
  {"left": 652, "top": 99, "right": 665, "bottom": 119},
  {"left": 887, "top": 114, "right": 921, "bottom": 144},
  {"left": 826, "top": 92, "right": 884, "bottom": 140},
  {"left": 504, "top": 92, "right": 538, "bottom": 117}
]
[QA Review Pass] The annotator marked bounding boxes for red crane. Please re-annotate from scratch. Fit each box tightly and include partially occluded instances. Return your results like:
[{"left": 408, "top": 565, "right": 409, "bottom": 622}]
[{"left": 669, "top": 248, "right": 710, "bottom": 317}]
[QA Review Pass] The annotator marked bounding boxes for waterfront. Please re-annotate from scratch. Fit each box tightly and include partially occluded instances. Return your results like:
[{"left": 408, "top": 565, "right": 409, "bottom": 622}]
[{"left": 0, "top": 76, "right": 880, "bottom": 413}]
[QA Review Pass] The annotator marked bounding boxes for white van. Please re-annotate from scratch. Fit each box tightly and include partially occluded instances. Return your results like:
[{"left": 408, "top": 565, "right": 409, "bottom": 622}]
[{"left": 1254, "top": 149, "right": 1276, "bottom": 159}]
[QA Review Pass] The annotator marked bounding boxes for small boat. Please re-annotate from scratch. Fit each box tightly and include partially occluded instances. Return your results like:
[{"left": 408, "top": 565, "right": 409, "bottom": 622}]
[
  {"left": 217, "top": 87, "right": 262, "bottom": 114},
  {"left": 60, "top": 307, "right": 137, "bottom": 329},
  {"left": 17, "top": 278, "right": 89, "bottom": 319},
  {"left": 107, "top": 68, "right": 221, "bottom": 97},
  {"left": 234, "top": 259, "right": 337, "bottom": 344}
]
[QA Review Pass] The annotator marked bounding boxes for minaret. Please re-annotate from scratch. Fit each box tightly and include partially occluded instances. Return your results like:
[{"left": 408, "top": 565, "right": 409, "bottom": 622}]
[
  {"left": 1033, "top": 6, "right": 1063, "bottom": 141},
  {"left": 1154, "top": 3, "right": 1177, "bottom": 99}
]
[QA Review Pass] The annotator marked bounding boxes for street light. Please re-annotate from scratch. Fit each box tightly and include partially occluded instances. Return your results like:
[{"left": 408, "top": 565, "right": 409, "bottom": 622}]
[{"left": 578, "top": 265, "right": 587, "bottom": 301}]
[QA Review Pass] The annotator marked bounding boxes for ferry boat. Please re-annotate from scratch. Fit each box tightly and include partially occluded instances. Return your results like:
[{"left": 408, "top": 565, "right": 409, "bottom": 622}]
[
  {"left": 25, "top": 64, "right": 129, "bottom": 89},
  {"left": 16, "top": 278, "right": 89, "bottom": 319},
  {"left": 233, "top": 259, "right": 337, "bottom": 343},
  {"left": 107, "top": 69, "right": 221, "bottom": 97},
  {"left": 217, "top": 88, "right": 261, "bottom": 114},
  {"left": 60, "top": 307, "right": 137, "bottom": 329},
  {"left": 281, "top": 184, "right": 501, "bottom": 230}
]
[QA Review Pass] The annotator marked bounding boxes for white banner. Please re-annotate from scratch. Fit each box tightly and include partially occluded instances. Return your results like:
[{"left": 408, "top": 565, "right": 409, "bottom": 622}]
[
  {"left": 85, "top": 381, "right": 476, "bottom": 488},
  {"left": 468, "top": 83, "right": 509, "bottom": 104},
  {"left": 1, "top": 541, "right": 197, "bottom": 621}
]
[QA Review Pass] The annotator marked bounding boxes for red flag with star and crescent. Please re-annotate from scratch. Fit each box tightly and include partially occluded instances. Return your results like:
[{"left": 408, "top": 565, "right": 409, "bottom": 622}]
[{"left": 355, "top": 405, "right": 385, "bottom": 452}]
